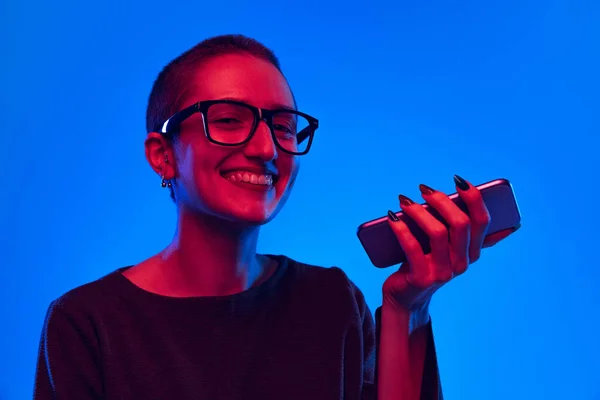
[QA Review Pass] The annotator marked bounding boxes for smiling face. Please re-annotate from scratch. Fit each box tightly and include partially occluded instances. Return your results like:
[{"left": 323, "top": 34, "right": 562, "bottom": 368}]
[{"left": 167, "top": 53, "right": 299, "bottom": 225}]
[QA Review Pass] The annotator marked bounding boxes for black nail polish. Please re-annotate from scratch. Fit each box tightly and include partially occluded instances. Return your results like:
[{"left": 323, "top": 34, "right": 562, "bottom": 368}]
[
  {"left": 453, "top": 175, "right": 470, "bottom": 191},
  {"left": 419, "top": 184, "right": 435, "bottom": 195},
  {"left": 387, "top": 210, "right": 400, "bottom": 222},
  {"left": 398, "top": 194, "right": 414, "bottom": 207}
]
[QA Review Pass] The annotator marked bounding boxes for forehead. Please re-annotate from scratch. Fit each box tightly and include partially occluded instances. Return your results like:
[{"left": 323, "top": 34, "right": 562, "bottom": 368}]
[{"left": 185, "top": 53, "right": 295, "bottom": 110}]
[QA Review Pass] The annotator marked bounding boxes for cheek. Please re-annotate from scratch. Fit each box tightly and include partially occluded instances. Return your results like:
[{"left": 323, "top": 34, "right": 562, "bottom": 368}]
[
  {"left": 190, "top": 147, "right": 227, "bottom": 195},
  {"left": 176, "top": 141, "right": 219, "bottom": 200}
]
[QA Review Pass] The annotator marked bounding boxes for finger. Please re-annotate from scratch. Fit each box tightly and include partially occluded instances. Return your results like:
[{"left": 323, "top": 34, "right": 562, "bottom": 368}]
[
  {"left": 482, "top": 224, "right": 520, "bottom": 248},
  {"left": 386, "top": 210, "right": 427, "bottom": 270},
  {"left": 397, "top": 195, "right": 452, "bottom": 279},
  {"left": 418, "top": 183, "right": 470, "bottom": 275},
  {"left": 453, "top": 175, "right": 491, "bottom": 263}
]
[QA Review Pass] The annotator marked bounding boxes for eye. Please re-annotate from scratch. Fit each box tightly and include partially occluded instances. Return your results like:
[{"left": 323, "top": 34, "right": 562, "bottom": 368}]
[
  {"left": 274, "top": 123, "right": 293, "bottom": 133},
  {"left": 273, "top": 124, "right": 296, "bottom": 139},
  {"left": 215, "top": 117, "right": 242, "bottom": 124},
  {"left": 207, "top": 103, "right": 254, "bottom": 128},
  {"left": 209, "top": 114, "right": 250, "bottom": 130},
  {"left": 273, "top": 113, "right": 297, "bottom": 139}
]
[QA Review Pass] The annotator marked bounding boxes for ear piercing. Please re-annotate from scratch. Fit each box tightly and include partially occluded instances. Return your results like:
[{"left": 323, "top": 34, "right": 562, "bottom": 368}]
[
  {"left": 161, "top": 175, "right": 172, "bottom": 188},
  {"left": 160, "top": 153, "right": 172, "bottom": 188}
]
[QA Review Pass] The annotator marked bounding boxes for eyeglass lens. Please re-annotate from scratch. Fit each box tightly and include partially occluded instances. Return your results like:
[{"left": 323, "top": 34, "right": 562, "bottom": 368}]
[{"left": 206, "top": 103, "right": 310, "bottom": 153}]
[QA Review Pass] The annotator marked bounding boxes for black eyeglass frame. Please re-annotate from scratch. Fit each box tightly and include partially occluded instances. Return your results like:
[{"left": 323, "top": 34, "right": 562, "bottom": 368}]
[{"left": 158, "top": 99, "right": 319, "bottom": 156}]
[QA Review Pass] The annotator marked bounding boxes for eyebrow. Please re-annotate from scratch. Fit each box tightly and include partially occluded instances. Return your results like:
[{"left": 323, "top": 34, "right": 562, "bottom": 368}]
[{"left": 219, "top": 97, "right": 296, "bottom": 111}]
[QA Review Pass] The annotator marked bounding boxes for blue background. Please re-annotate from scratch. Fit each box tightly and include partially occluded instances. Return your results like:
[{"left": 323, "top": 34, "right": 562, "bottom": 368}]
[{"left": 2, "top": 0, "right": 598, "bottom": 398}]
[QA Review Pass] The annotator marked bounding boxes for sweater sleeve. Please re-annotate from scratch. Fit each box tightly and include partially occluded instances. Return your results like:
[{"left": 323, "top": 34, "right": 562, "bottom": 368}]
[
  {"left": 417, "top": 318, "right": 443, "bottom": 400},
  {"left": 33, "top": 300, "right": 104, "bottom": 399},
  {"left": 361, "top": 303, "right": 378, "bottom": 400},
  {"left": 335, "top": 268, "right": 444, "bottom": 400}
]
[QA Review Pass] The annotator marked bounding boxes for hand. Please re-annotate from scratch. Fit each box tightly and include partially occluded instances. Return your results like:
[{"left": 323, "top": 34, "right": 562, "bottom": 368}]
[{"left": 382, "top": 175, "right": 519, "bottom": 324}]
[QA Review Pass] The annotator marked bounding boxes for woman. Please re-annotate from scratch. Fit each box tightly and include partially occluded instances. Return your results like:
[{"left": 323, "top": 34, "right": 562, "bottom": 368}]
[{"left": 34, "top": 34, "right": 517, "bottom": 399}]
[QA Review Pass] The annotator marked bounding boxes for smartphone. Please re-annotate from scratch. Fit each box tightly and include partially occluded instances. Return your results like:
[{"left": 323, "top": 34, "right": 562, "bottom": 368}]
[{"left": 356, "top": 178, "right": 522, "bottom": 268}]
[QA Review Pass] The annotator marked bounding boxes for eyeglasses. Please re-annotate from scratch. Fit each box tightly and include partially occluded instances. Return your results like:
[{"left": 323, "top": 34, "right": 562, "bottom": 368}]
[{"left": 158, "top": 99, "right": 319, "bottom": 155}]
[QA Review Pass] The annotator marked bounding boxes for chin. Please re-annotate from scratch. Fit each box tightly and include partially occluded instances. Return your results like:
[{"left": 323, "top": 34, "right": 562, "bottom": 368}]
[
  {"left": 218, "top": 176, "right": 293, "bottom": 225},
  {"left": 189, "top": 172, "right": 295, "bottom": 226}
]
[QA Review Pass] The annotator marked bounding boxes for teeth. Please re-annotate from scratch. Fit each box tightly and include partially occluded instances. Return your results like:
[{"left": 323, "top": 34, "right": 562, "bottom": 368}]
[{"left": 223, "top": 171, "right": 274, "bottom": 186}]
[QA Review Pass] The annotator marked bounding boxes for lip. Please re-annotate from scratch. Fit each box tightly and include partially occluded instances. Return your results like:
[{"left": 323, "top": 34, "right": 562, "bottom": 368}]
[
  {"left": 219, "top": 167, "right": 280, "bottom": 184},
  {"left": 220, "top": 166, "right": 279, "bottom": 176},
  {"left": 221, "top": 175, "right": 275, "bottom": 192}
]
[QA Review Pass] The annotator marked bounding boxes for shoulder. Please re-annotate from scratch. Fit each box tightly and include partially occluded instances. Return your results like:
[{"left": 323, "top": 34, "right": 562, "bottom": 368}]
[
  {"left": 283, "top": 255, "right": 354, "bottom": 288},
  {"left": 282, "top": 255, "right": 370, "bottom": 317},
  {"left": 44, "top": 267, "right": 129, "bottom": 323}
]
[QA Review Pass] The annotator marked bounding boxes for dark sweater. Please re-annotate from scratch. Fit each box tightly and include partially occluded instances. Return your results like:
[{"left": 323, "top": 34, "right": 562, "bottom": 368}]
[{"left": 34, "top": 255, "right": 441, "bottom": 399}]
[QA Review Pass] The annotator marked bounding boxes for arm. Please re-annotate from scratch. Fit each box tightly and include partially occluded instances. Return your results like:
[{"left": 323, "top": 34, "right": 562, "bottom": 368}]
[
  {"left": 376, "top": 304, "right": 442, "bottom": 400},
  {"left": 378, "top": 177, "right": 513, "bottom": 399},
  {"left": 34, "top": 301, "right": 103, "bottom": 399},
  {"left": 373, "top": 177, "right": 516, "bottom": 399}
]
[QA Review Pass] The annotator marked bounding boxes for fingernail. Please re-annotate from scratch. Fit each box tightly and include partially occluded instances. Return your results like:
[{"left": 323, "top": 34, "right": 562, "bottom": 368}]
[
  {"left": 418, "top": 184, "right": 435, "bottom": 195},
  {"left": 453, "top": 174, "right": 470, "bottom": 191},
  {"left": 387, "top": 210, "right": 400, "bottom": 222},
  {"left": 398, "top": 194, "right": 414, "bottom": 207}
]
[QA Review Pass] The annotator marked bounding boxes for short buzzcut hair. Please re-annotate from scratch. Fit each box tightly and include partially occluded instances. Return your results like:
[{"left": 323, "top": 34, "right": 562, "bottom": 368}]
[{"left": 146, "top": 34, "right": 284, "bottom": 135}]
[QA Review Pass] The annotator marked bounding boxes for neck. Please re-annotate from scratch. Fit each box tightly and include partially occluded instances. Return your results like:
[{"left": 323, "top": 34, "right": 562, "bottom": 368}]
[{"left": 158, "top": 206, "right": 270, "bottom": 297}]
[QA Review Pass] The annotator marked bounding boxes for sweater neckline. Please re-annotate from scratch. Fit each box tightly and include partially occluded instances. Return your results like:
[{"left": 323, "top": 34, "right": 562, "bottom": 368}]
[{"left": 106, "top": 254, "right": 291, "bottom": 305}]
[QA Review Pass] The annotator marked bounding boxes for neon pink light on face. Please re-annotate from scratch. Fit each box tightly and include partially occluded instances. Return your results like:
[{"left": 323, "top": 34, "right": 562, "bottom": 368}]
[{"left": 172, "top": 53, "right": 299, "bottom": 225}]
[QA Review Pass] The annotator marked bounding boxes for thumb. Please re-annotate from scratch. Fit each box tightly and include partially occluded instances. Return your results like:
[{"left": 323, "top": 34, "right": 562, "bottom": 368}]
[{"left": 482, "top": 223, "right": 521, "bottom": 248}]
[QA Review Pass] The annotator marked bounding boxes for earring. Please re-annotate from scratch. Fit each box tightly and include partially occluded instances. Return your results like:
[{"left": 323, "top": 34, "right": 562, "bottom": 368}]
[{"left": 161, "top": 153, "right": 172, "bottom": 188}]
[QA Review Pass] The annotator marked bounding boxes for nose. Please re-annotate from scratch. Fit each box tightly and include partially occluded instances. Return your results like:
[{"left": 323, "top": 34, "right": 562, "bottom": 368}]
[{"left": 243, "top": 119, "right": 278, "bottom": 161}]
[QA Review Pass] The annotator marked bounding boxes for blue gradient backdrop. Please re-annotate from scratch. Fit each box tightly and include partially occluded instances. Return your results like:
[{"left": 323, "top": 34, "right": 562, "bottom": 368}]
[{"left": 2, "top": 0, "right": 598, "bottom": 399}]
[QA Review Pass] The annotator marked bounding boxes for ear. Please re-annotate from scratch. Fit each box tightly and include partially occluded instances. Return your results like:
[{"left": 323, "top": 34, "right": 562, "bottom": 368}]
[{"left": 145, "top": 132, "right": 176, "bottom": 179}]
